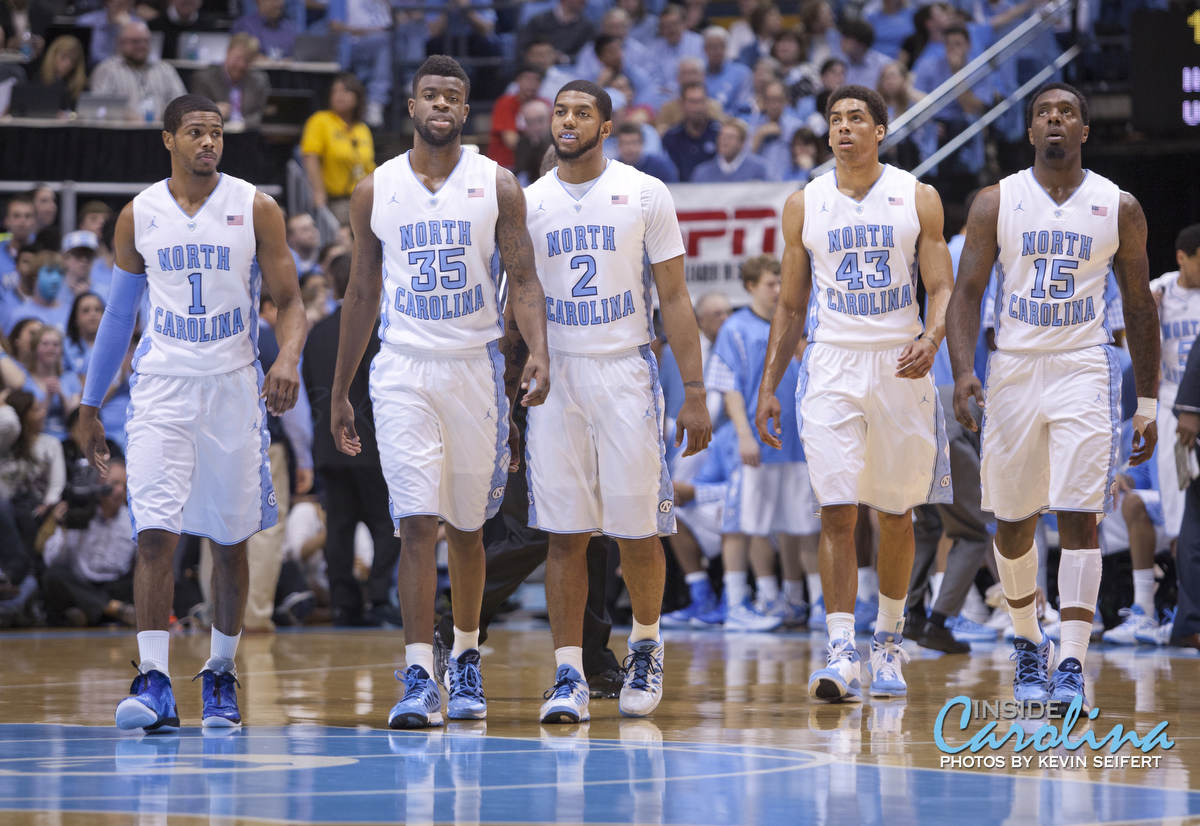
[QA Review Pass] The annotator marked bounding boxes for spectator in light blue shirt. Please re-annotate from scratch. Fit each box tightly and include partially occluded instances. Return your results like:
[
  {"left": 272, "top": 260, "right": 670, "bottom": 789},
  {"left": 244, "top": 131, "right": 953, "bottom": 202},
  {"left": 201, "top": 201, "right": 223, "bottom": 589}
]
[
  {"left": 769, "top": 127, "right": 823, "bottom": 183},
  {"left": 702, "top": 25, "right": 752, "bottom": 115},
  {"left": 746, "top": 79, "right": 802, "bottom": 164},
  {"left": 691, "top": 119, "right": 770, "bottom": 183},
  {"left": 231, "top": 0, "right": 298, "bottom": 60},
  {"left": 913, "top": 24, "right": 993, "bottom": 174},
  {"left": 840, "top": 19, "right": 893, "bottom": 89},
  {"left": 572, "top": 7, "right": 652, "bottom": 83},
  {"left": 612, "top": 121, "right": 679, "bottom": 182},
  {"left": 641, "top": 3, "right": 705, "bottom": 109},
  {"left": 867, "top": 0, "right": 917, "bottom": 59}
]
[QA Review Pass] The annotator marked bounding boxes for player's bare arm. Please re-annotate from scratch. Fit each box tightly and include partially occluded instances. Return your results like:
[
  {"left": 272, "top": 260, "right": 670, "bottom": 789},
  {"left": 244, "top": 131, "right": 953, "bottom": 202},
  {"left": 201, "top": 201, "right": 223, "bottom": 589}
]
[
  {"left": 1113, "top": 190, "right": 1160, "bottom": 465},
  {"left": 654, "top": 253, "right": 712, "bottom": 456},
  {"left": 898, "top": 182, "right": 954, "bottom": 379},
  {"left": 756, "top": 190, "right": 810, "bottom": 448},
  {"left": 253, "top": 191, "right": 306, "bottom": 417},
  {"left": 495, "top": 167, "right": 550, "bottom": 408},
  {"left": 331, "top": 173, "right": 383, "bottom": 457},
  {"left": 946, "top": 184, "right": 1001, "bottom": 432},
  {"left": 80, "top": 202, "right": 145, "bottom": 475}
]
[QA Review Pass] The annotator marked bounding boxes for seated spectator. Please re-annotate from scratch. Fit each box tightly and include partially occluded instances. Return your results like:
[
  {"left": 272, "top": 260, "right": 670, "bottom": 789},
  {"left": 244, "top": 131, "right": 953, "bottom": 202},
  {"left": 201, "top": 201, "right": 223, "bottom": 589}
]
[
  {"left": 903, "top": 2, "right": 952, "bottom": 72},
  {"left": 573, "top": 8, "right": 651, "bottom": 84},
  {"left": 32, "top": 186, "right": 59, "bottom": 255},
  {"left": 425, "top": 0, "right": 502, "bottom": 96},
  {"left": 735, "top": 2, "right": 783, "bottom": 67},
  {"left": 643, "top": 3, "right": 704, "bottom": 109},
  {"left": 681, "top": 0, "right": 709, "bottom": 33},
  {"left": 868, "top": 0, "right": 917, "bottom": 59},
  {"left": 691, "top": 118, "right": 768, "bottom": 183},
  {"left": 191, "top": 32, "right": 270, "bottom": 128},
  {"left": 614, "top": 121, "right": 678, "bottom": 181},
  {"left": 286, "top": 212, "right": 321, "bottom": 278},
  {"left": 1, "top": 194, "right": 37, "bottom": 294},
  {"left": 0, "top": 320, "right": 35, "bottom": 391},
  {"left": 488, "top": 64, "right": 545, "bottom": 171},
  {"left": 603, "top": 74, "right": 662, "bottom": 156},
  {"left": 655, "top": 58, "right": 723, "bottom": 134},
  {"left": 327, "top": 0, "right": 392, "bottom": 127},
  {"left": 703, "top": 26, "right": 751, "bottom": 117},
  {"left": 877, "top": 60, "right": 933, "bottom": 169},
  {"left": 149, "top": 0, "right": 210, "bottom": 61},
  {"left": 63, "top": 292, "right": 103, "bottom": 381},
  {"left": 23, "top": 325, "right": 81, "bottom": 442},
  {"left": 5, "top": 251, "right": 70, "bottom": 335},
  {"left": 771, "top": 28, "right": 818, "bottom": 98},
  {"left": 0, "top": 389, "right": 66, "bottom": 557},
  {"left": 771, "top": 126, "right": 823, "bottom": 183},
  {"left": 41, "top": 456, "right": 135, "bottom": 627},
  {"left": 232, "top": 0, "right": 297, "bottom": 60},
  {"left": 661, "top": 81, "right": 720, "bottom": 181},
  {"left": 620, "top": 0, "right": 659, "bottom": 45},
  {"left": 89, "top": 21, "right": 186, "bottom": 122},
  {"left": 300, "top": 73, "right": 376, "bottom": 226},
  {"left": 517, "top": 38, "right": 575, "bottom": 108},
  {"left": 747, "top": 80, "right": 802, "bottom": 169},
  {"left": 514, "top": 98, "right": 553, "bottom": 186},
  {"left": 75, "top": 203, "right": 115, "bottom": 299},
  {"left": 518, "top": 0, "right": 596, "bottom": 62},
  {"left": 10, "top": 35, "right": 87, "bottom": 116},
  {"left": 725, "top": 0, "right": 760, "bottom": 61},
  {"left": 0, "top": 0, "right": 51, "bottom": 59},
  {"left": 841, "top": 20, "right": 892, "bottom": 89},
  {"left": 60, "top": 231, "right": 100, "bottom": 304},
  {"left": 800, "top": 0, "right": 844, "bottom": 68},
  {"left": 78, "top": 0, "right": 141, "bottom": 68},
  {"left": 912, "top": 24, "right": 993, "bottom": 179},
  {"left": 799, "top": 57, "right": 846, "bottom": 134}
]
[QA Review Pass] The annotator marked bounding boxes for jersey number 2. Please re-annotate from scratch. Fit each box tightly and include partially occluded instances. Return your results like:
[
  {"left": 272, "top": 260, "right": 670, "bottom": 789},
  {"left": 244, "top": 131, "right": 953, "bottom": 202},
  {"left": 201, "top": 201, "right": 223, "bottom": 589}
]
[
  {"left": 570, "top": 254, "right": 597, "bottom": 297},
  {"left": 187, "top": 272, "right": 206, "bottom": 315}
]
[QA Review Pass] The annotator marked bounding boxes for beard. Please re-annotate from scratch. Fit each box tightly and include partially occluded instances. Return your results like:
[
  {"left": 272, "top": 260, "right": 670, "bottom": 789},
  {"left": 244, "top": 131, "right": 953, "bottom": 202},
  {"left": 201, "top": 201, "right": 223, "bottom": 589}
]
[
  {"left": 1044, "top": 144, "right": 1066, "bottom": 160},
  {"left": 414, "top": 116, "right": 462, "bottom": 147},
  {"left": 553, "top": 129, "right": 602, "bottom": 160}
]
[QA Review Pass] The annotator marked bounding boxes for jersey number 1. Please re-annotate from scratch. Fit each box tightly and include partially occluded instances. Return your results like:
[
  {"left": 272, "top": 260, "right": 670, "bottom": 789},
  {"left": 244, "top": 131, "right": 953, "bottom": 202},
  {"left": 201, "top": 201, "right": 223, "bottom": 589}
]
[{"left": 187, "top": 272, "right": 206, "bottom": 315}]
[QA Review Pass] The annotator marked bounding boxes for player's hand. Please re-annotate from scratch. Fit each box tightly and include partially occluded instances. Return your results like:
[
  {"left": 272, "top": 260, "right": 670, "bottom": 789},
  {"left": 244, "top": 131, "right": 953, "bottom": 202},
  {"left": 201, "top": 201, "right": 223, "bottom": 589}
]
[
  {"left": 507, "top": 408, "right": 522, "bottom": 472},
  {"left": 738, "top": 432, "right": 761, "bottom": 467},
  {"left": 676, "top": 395, "right": 712, "bottom": 457},
  {"left": 896, "top": 336, "right": 937, "bottom": 379},
  {"left": 520, "top": 349, "right": 550, "bottom": 407},
  {"left": 953, "top": 373, "right": 985, "bottom": 432},
  {"left": 78, "top": 405, "right": 110, "bottom": 475},
  {"left": 262, "top": 358, "right": 300, "bottom": 415},
  {"left": 1178, "top": 411, "right": 1200, "bottom": 447},
  {"left": 674, "top": 480, "right": 696, "bottom": 505},
  {"left": 331, "top": 396, "right": 361, "bottom": 456},
  {"left": 295, "top": 466, "right": 314, "bottom": 495},
  {"left": 755, "top": 393, "right": 783, "bottom": 449},
  {"left": 1130, "top": 414, "right": 1157, "bottom": 466}
]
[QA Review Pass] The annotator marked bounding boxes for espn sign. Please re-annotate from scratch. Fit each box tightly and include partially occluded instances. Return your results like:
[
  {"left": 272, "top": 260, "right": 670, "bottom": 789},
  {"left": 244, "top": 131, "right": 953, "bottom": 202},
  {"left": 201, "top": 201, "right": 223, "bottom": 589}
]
[{"left": 668, "top": 182, "right": 798, "bottom": 302}]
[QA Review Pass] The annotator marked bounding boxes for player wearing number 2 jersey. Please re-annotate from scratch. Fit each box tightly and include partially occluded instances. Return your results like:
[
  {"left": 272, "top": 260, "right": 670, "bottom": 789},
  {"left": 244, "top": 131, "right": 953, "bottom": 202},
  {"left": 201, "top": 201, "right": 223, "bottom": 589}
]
[
  {"left": 947, "top": 82, "right": 1159, "bottom": 715},
  {"left": 755, "top": 85, "right": 954, "bottom": 704}
]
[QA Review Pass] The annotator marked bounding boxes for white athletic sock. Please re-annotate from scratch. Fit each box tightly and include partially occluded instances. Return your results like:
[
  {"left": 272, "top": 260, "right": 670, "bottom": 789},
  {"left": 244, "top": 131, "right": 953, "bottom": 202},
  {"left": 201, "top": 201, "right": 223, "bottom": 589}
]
[
  {"left": 405, "top": 643, "right": 435, "bottom": 676},
  {"left": 1059, "top": 621, "right": 1092, "bottom": 667},
  {"left": 756, "top": 576, "right": 780, "bottom": 605},
  {"left": 137, "top": 630, "right": 170, "bottom": 678},
  {"left": 684, "top": 571, "right": 708, "bottom": 585},
  {"left": 1009, "top": 600, "right": 1043, "bottom": 644},
  {"left": 206, "top": 628, "right": 241, "bottom": 674},
  {"left": 876, "top": 594, "right": 905, "bottom": 637},
  {"left": 724, "top": 572, "right": 750, "bottom": 608},
  {"left": 630, "top": 620, "right": 660, "bottom": 643},
  {"left": 451, "top": 626, "right": 479, "bottom": 659},
  {"left": 827, "top": 612, "right": 855, "bottom": 645},
  {"left": 857, "top": 567, "right": 878, "bottom": 601},
  {"left": 929, "top": 571, "right": 945, "bottom": 607},
  {"left": 783, "top": 579, "right": 806, "bottom": 606},
  {"left": 806, "top": 573, "right": 823, "bottom": 603},
  {"left": 555, "top": 646, "right": 585, "bottom": 677},
  {"left": 1132, "top": 568, "right": 1156, "bottom": 617}
]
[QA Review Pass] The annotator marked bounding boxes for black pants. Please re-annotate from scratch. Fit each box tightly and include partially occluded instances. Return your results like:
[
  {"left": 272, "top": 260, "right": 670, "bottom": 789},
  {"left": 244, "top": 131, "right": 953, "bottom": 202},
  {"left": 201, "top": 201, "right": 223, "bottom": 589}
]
[
  {"left": 1174, "top": 480, "right": 1200, "bottom": 642},
  {"left": 319, "top": 465, "right": 403, "bottom": 618},
  {"left": 42, "top": 564, "right": 133, "bottom": 625}
]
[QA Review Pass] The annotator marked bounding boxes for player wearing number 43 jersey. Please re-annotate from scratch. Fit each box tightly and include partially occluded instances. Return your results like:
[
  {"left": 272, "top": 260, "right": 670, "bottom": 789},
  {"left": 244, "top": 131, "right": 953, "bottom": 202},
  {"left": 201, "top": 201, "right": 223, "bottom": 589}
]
[
  {"left": 947, "top": 82, "right": 1159, "bottom": 715},
  {"left": 78, "top": 94, "right": 309, "bottom": 733},
  {"left": 524, "top": 81, "right": 712, "bottom": 724},
  {"left": 755, "top": 85, "right": 955, "bottom": 704}
]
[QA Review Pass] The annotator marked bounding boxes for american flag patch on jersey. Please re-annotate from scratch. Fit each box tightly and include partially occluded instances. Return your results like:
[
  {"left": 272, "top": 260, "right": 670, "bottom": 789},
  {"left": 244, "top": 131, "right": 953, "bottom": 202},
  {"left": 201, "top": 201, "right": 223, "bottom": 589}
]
[
  {"left": 467, "top": 187, "right": 484, "bottom": 198},
  {"left": 888, "top": 196, "right": 904, "bottom": 206},
  {"left": 1091, "top": 205, "right": 1107, "bottom": 216},
  {"left": 226, "top": 214, "right": 243, "bottom": 225},
  {"left": 612, "top": 194, "right": 628, "bottom": 204}
]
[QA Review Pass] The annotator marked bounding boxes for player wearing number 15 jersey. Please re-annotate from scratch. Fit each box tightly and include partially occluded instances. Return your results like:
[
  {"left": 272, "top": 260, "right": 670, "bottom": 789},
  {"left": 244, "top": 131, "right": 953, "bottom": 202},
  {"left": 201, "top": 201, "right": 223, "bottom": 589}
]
[{"left": 755, "top": 85, "right": 954, "bottom": 704}]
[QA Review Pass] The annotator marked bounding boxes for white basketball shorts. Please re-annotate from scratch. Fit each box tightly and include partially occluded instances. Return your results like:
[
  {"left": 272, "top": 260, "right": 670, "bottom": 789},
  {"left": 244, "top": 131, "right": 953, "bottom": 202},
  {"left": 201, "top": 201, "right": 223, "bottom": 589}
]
[
  {"left": 797, "top": 342, "right": 951, "bottom": 514},
  {"left": 369, "top": 342, "right": 509, "bottom": 533},
  {"left": 981, "top": 346, "right": 1120, "bottom": 521},
  {"left": 723, "top": 461, "right": 820, "bottom": 536},
  {"left": 125, "top": 363, "right": 276, "bottom": 544},
  {"left": 527, "top": 346, "right": 674, "bottom": 538}
]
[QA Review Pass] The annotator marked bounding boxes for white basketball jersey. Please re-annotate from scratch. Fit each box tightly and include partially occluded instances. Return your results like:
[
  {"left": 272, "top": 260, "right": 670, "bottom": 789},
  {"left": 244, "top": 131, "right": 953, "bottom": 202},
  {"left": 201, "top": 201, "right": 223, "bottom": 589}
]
[
  {"left": 993, "top": 168, "right": 1120, "bottom": 353},
  {"left": 132, "top": 173, "right": 259, "bottom": 376},
  {"left": 525, "top": 160, "right": 685, "bottom": 355},
  {"left": 801, "top": 164, "right": 923, "bottom": 347},
  {"left": 1151, "top": 271, "right": 1200, "bottom": 392},
  {"left": 372, "top": 149, "right": 502, "bottom": 352}
]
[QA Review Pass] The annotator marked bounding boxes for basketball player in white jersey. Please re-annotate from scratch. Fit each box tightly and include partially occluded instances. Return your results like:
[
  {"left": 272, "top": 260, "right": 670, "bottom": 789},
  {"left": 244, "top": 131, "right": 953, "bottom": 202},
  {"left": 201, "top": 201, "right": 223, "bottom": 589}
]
[
  {"left": 525, "top": 80, "right": 711, "bottom": 723},
  {"left": 755, "top": 85, "right": 955, "bottom": 703},
  {"left": 78, "top": 94, "right": 307, "bottom": 732},
  {"left": 947, "top": 83, "right": 1159, "bottom": 714},
  {"left": 331, "top": 56, "right": 550, "bottom": 729}
]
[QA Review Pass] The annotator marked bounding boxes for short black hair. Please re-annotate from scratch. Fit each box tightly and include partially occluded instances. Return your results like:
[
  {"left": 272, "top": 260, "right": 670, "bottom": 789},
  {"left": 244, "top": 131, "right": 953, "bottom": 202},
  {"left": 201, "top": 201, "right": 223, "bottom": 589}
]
[
  {"left": 412, "top": 54, "right": 471, "bottom": 99},
  {"left": 943, "top": 24, "right": 969, "bottom": 41},
  {"left": 594, "top": 34, "right": 620, "bottom": 57},
  {"left": 1026, "top": 81, "right": 1089, "bottom": 126},
  {"left": 5, "top": 193, "right": 33, "bottom": 215},
  {"left": 839, "top": 18, "right": 875, "bottom": 48},
  {"left": 617, "top": 121, "right": 643, "bottom": 137},
  {"left": 819, "top": 57, "right": 847, "bottom": 75},
  {"left": 1177, "top": 224, "right": 1200, "bottom": 257},
  {"left": 516, "top": 62, "right": 545, "bottom": 79},
  {"left": 825, "top": 84, "right": 888, "bottom": 130},
  {"left": 555, "top": 79, "right": 612, "bottom": 121},
  {"left": 163, "top": 94, "right": 222, "bottom": 134}
]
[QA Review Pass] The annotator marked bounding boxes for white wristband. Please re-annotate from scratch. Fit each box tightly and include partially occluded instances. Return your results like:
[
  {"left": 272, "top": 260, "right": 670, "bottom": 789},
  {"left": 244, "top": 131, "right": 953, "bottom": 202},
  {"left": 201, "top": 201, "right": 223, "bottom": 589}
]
[{"left": 1136, "top": 397, "right": 1157, "bottom": 420}]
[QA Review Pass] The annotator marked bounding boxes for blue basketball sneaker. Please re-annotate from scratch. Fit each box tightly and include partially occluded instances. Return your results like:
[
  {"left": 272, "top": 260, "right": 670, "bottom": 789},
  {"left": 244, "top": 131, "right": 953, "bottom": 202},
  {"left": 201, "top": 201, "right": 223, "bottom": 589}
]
[
  {"left": 1048, "top": 657, "right": 1087, "bottom": 716},
  {"left": 663, "top": 579, "right": 716, "bottom": 628},
  {"left": 947, "top": 614, "right": 999, "bottom": 643},
  {"left": 540, "top": 664, "right": 591, "bottom": 724},
  {"left": 808, "top": 636, "right": 863, "bottom": 703},
  {"left": 115, "top": 664, "right": 179, "bottom": 733},
  {"left": 692, "top": 594, "right": 727, "bottom": 627},
  {"left": 868, "top": 632, "right": 909, "bottom": 698},
  {"left": 854, "top": 596, "right": 877, "bottom": 634},
  {"left": 195, "top": 668, "right": 242, "bottom": 727},
  {"left": 446, "top": 649, "right": 487, "bottom": 720},
  {"left": 389, "top": 665, "right": 444, "bottom": 729},
  {"left": 619, "top": 638, "right": 665, "bottom": 717},
  {"left": 1011, "top": 635, "right": 1054, "bottom": 703}
]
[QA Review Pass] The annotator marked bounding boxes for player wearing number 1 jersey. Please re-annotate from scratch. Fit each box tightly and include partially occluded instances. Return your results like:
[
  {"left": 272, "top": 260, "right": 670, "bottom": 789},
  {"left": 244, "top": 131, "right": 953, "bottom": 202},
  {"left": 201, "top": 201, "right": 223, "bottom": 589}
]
[
  {"left": 947, "top": 83, "right": 1159, "bottom": 715},
  {"left": 755, "top": 86, "right": 954, "bottom": 703}
]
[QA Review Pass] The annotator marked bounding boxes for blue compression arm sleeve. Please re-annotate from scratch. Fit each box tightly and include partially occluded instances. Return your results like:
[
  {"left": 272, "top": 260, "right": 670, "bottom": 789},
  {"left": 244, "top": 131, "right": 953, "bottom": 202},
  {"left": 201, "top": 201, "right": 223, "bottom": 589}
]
[{"left": 81, "top": 266, "right": 147, "bottom": 408}]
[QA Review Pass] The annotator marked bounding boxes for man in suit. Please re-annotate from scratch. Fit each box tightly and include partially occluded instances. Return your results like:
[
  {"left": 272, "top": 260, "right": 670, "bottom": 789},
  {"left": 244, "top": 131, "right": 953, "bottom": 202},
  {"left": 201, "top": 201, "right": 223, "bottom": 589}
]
[
  {"left": 190, "top": 33, "right": 271, "bottom": 129},
  {"left": 302, "top": 251, "right": 402, "bottom": 627}
]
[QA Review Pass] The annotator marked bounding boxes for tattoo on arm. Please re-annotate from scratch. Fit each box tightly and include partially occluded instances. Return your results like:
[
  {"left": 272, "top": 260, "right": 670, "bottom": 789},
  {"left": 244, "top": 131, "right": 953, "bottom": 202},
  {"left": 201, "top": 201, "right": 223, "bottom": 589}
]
[{"left": 495, "top": 168, "right": 548, "bottom": 356}]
